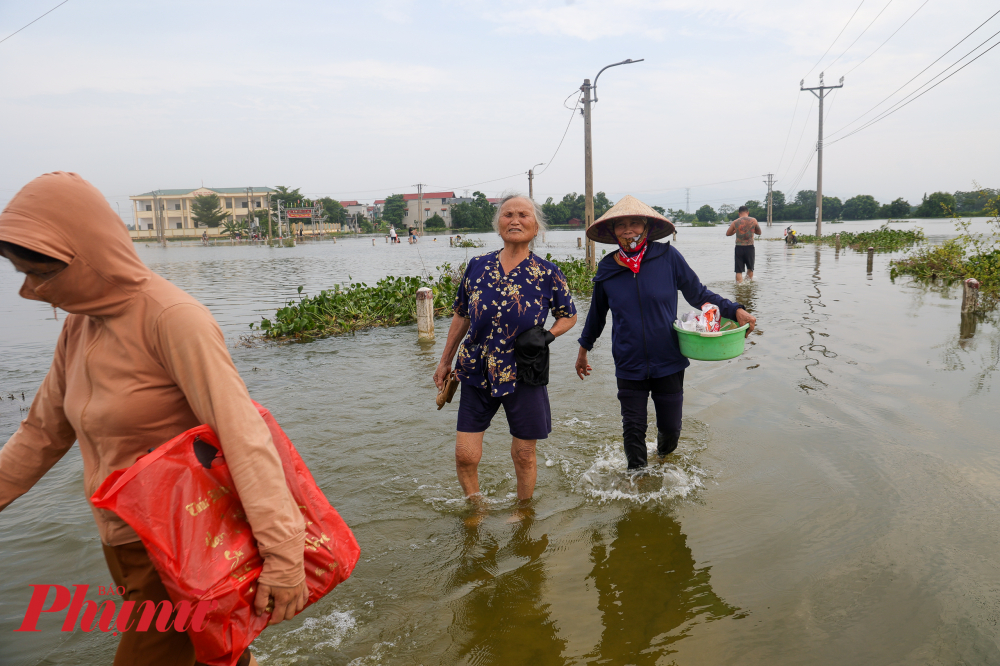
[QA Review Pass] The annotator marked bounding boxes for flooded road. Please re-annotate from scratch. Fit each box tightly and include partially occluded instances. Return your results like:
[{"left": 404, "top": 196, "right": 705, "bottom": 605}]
[{"left": 2, "top": 222, "right": 1000, "bottom": 665}]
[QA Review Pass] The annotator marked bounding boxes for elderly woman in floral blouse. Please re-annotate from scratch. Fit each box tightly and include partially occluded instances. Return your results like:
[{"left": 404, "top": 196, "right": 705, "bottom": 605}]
[{"left": 434, "top": 194, "right": 577, "bottom": 502}]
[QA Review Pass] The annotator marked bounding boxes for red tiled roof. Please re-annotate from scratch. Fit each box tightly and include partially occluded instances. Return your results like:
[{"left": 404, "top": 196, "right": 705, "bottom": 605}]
[
  {"left": 373, "top": 199, "right": 385, "bottom": 205},
  {"left": 339, "top": 200, "right": 360, "bottom": 206},
  {"left": 486, "top": 198, "right": 501, "bottom": 204}
]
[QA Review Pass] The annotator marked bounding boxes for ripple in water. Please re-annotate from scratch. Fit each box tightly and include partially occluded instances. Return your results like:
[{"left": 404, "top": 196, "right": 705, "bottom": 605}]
[
  {"left": 569, "top": 440, "right": 707, "bottom": 504},
  {"left": 253, "top": 609, "right": 357, "bottom": 664}
]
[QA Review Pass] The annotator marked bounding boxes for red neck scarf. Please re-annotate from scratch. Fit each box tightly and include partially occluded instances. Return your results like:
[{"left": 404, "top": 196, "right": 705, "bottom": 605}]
[{"left": 617, "top": 238, "right": 648, "bottom": 274}]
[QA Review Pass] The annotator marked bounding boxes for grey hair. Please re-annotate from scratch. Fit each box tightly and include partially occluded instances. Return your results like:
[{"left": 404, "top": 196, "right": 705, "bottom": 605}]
[{"left": 491, "top": 192, "right": 548, "bottom": 247}]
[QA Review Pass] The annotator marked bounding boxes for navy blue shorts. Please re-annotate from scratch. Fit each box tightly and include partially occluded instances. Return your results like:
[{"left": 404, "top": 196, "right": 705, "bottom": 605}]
[{"left": 456, "top": 381, "right": 551, "bottom": 440}]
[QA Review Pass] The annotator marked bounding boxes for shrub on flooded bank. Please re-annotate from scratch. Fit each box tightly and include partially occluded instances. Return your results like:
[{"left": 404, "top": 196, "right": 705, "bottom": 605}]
[
  {"left": 890, "top": 198, "right": 1000, "bottom": 309},
  {"left": 782, "top": 223, "right": 925, "bottom": 251},
  {"left": 253, "top": 264, "right": 464, "bottom": 340}
]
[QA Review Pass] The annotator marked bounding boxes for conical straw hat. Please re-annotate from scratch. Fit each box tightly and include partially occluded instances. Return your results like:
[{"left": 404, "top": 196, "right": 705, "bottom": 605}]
[{"left": 586, "top": 194, "right": 676, "bottom": 244}]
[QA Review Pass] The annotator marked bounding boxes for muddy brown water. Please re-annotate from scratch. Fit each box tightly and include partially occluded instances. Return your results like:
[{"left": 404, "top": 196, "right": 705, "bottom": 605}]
[{"left": 2, "top": 223, "right": 999, "bottom": 665}]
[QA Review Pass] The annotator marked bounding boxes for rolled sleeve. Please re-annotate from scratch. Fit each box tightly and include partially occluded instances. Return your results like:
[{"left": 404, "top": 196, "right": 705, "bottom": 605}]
[{"left": 154, "top": 303, "right": 306, "bottom": 587}]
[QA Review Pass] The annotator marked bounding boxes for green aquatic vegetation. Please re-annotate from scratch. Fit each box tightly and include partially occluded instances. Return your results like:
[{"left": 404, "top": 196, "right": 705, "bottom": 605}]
[
  {"left": 788, "top": 224, "right": 925, "bottom": 251},
  {"left": 454, "top": 238, "right": 484, "bottom": 248},
  {"left": 891, "top": 195, "right": 1000, "bottom": 308},
  {"left": 253, "top": 263, "right": 464, "bottom": 340},
  {"left": 546, "top": 254, "right": 599, "bottom": 297}
]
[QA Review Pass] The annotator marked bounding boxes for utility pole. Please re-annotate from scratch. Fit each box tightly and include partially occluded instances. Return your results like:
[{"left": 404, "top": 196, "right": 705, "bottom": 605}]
[
  {"left": 528, "top": 162, "right": 544, "bottom": 200},
  {"left": 801, "top": 73, "right": 844, "bottom": 237},
  {"left": 582, "top": 58, "right": 644, "bottom": 269},
  {"left": 413, "top": 183, "right": 427, "bottom": 236},
  {"left": 152, "top": 190, "right": 164, "bottom": 245},
  {"left": 266, "top": 192, "right": 272, "bottom": 240},
  {"left": 685, "top": 188, "right": 690, "bottom": 217},
  {"left": 763, "top": 173, "right": 776, "bottom": 227}
]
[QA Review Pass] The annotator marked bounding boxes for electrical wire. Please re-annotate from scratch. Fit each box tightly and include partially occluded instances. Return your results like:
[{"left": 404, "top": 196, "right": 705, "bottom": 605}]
[
  {"left": 829, "top": 34, "right": 1000, "bottom": 144},
  {"left": 829, "top": 8, "right": 1000, "bottom": 139},
  {"left": 844, "top": 0, "right": 932, "bottom": 74},
  {"left": 537, "top": 91, "right": 582, "bottom": 176},
  {"left": 824, "top": 0, "right": 897, "bottom": 72},
  {"left": 774, "top": 93, "right": 802, "bottom": 176},
  {"left": 0, "top": 0, "right": 71, "bottom": 46},
  {"left": 779, "top": 96, "right": 815, "bottom": 184},
  {"left": 803, "top": 0, "right": 867, "bottom": 79}
]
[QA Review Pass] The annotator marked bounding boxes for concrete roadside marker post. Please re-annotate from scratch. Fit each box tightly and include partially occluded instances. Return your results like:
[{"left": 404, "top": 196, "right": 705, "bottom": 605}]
[
  {"left": 577, "top": 237, "right": 582, "bottom": 248},
  {"left": 417, "top": 288, "right": 434, "bottom": 340},
  {"left": 962, "top": 278, "right": 980, "bottom": 313},
  {"left": 835, "top": 233, "right": 841, "bottom": 251},
  {"left": 867, "top": 247, "right": 874, "bottom": 275}
]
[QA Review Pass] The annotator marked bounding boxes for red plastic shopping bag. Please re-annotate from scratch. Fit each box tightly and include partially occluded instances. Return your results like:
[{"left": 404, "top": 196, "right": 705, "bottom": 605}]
[{"left": 91, "top": 402, "right": 360, "bottom": 666}]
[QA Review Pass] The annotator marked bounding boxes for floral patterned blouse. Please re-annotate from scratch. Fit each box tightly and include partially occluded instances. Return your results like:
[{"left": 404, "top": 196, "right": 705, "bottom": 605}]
[{"left": 453, "top": 251, "right": 576, "bottom": 397}]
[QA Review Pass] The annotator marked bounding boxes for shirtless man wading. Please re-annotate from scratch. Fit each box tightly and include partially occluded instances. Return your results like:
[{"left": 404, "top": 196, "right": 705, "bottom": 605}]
[{"left": 726, "top": 205, "right": 762, "bottom": 283}]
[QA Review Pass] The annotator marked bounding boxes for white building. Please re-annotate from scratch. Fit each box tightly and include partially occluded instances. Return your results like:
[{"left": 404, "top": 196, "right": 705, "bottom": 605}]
[{"left": 129, "top": 187, "right": 276, "bottom": 237}]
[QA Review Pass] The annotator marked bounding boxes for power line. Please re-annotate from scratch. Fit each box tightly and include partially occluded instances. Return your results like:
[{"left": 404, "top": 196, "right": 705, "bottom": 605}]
[
  {"left": 774, "top": 93, "right": 802, "bottom": 175},
  {"left": 824, "top": 0, "right": 897, "bottom": 72},
  {"left": 803, "top": 0, "right": 867, "bottom": 79},
  {"left": 537, "top": 91, "right": 582, "bottom": 176},
  {"left": 0, "top": 0, "right": 71, "bottom": 46},
  {"left": 829, "top": 34, "right": 1000, "bottom": 144},
  {"left": 844, "top": 0, "right": 932, "bottom": 75},
  {"left": 779, "top": 96, "right": 816, "bottom": 183},
  {"left": 829, "top": 8, "right": 1000, "bottom": 139}
]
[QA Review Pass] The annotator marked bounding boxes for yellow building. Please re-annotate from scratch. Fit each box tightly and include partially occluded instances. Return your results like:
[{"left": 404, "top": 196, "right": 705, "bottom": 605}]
[{"left": 129, "top": 187, "right": 276, "bottom": 238}]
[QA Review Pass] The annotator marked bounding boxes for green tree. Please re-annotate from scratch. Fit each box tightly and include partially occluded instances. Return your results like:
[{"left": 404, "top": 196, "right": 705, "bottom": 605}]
[
  {"left": 915, "top": 191, "right": 957, "bottom": 217},
  {"left": 770, "top": 190, "right": 786, "bottom": 218},
  {"left": 651, "top": 205, "right": 666, "bottom": 215},
  {"left": 696, "top": 204, "right": 717, "bottom": 222},
  {"left": 451, "top": 191, "right": 495, "bottom": 230},
  {"left": 358, "top": 218, "right": 374, "bottom": 234},
  {"left": 271, "top": 186, "right": 305, "bottom": 209},
  {"left": 425, "top": 213, "right": 446, "bottom": 230},
  {"left": 887, "top": 197, "right": 911, "bottom": 218},
  {"left": 954, "top": 188, "right": 998, "bottom": 213},
  {"left": 382, "top": 194, "right": 406, "bottom": 227},
  {"left": 842, "top": 195, "right": 880, "bottom": 220},
  {"left": 190, "top": 194, "right": 228, "bottom": 228},
  {"left": 221, "top": 217, "right": 249, "bottom": 238},
  {"left": 743, "top": 200, "right": 766, "bottom": 219},
  {"left": 822, "top": 196, "right": 843, "bottom": 219},
  {"left": 317, "top": 197, "right": 347, "bottom": 226},
  {"left": 594, "top": 192, "right": 614, "bottom": 218}
]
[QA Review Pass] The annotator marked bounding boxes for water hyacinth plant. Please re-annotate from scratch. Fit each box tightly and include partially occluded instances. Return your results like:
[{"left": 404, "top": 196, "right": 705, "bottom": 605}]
[
  {"left": 253, "top": 264, "right": 464, "bottom": 341},
  {"left": 789, "top": 223, "right": 925, "bottom": 251}
]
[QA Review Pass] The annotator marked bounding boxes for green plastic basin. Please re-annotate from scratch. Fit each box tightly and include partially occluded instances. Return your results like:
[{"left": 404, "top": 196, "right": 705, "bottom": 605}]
[{"left": 673, "top": 317, "right": 749, "bottom": 361}]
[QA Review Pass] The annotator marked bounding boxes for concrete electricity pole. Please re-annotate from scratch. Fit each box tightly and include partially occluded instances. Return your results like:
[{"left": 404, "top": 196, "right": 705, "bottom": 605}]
[
  {"left": 763, "top": 173, "right": 776, "bottom": 227},
  {"left": 413, "top": 183, "right": 427, "bottom": 235},
  {"left": 801, "top": 73, "right": 844, "bottom": 237},
  {"left": 528, "top": 163, "right": 544, "bottom": 200},
  {"left": 685, "top": 188, "right": 690, "bottom": 217},
  {"left": 582, "top": 58, "right": 644, "bottom": 269}
]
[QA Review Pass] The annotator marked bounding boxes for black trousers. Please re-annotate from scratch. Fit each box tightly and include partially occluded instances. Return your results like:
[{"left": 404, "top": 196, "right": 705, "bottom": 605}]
[{"left": 616, "top": 370, "right": 684, "bottom": 469}]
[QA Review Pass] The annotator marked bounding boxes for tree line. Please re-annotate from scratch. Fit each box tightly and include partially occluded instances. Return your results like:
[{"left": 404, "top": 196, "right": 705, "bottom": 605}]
[{"left": 686, "top": 187, "right": 998, "bottom": 224}]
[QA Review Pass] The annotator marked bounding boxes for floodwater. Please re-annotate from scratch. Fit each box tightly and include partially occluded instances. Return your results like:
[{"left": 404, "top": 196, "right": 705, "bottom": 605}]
[{"left": 2, "top": 221, "right": 1000, "bottom": 665}]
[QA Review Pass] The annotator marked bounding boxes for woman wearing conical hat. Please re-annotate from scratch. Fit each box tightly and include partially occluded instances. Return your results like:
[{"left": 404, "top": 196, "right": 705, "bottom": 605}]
[{"left": 576, "top": 195, "right": 757, "bottom": 470}]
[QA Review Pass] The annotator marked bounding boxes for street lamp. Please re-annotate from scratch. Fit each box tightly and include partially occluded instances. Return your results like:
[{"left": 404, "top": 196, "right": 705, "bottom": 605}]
[
  {"left": 582, "top": 58, "right": 644, "bottom": 269},
  {"left": 528, "top": 162, "right": 544, "bottom": 200}
]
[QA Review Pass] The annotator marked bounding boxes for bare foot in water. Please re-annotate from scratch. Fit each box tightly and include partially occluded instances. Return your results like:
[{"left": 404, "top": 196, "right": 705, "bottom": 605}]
[
  {"left": 506, "top": 500, "right": 535, "bottom": 524},
  {"left": 464, "top": 493, "right": 488, "bottom": 527}
]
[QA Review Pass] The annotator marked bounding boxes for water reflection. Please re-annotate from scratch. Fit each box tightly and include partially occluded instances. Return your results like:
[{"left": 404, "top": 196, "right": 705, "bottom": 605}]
[
  {"left": 444, "top": 512, "right": 565, "bottom": 664},
  {"left": 584, "top": 508, "right": 742, "bottom": 664},
  {"left": 796, "top": 248, "right": 837, "bottom": 393}
]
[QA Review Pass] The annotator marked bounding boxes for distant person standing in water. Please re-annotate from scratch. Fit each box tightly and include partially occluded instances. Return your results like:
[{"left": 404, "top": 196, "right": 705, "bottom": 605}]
[{"left": 726, "top": 205, "right": 761, "bottom": 283}]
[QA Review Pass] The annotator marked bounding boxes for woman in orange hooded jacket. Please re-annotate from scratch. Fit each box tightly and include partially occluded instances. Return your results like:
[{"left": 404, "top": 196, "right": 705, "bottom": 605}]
[{"left": 0, "top": 173, "right": 307, "bottom": 666}]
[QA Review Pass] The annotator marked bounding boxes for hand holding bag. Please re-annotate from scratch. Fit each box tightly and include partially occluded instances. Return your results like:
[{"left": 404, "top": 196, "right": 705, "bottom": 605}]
[
  {"left": 91, "top": 402, "right": 360, "bottom": 666},
  {"left": 514, "top": 325, "right": 556, "bottom": 386}
]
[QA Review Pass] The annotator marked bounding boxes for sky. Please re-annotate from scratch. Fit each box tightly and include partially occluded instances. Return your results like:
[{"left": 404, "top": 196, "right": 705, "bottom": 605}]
[{"left": 0, "top": 0, "right": 997, "bottom": 222}]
